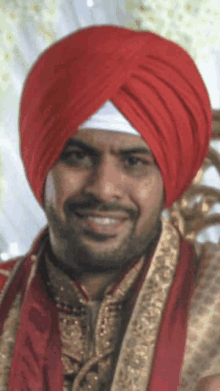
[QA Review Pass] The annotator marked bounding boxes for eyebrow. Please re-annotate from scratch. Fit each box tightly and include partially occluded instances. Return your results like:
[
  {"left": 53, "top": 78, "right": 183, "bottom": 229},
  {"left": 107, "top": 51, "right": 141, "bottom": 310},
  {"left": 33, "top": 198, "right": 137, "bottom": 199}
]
[
  {"left": 63, "top": 139, "right": 99, "bottom": 155},
  {"left": 120, "top": 147, "right": 152, "bottom": 155},
  {"left": 64, "top": 138, "right": 152, "bottom": 156}
]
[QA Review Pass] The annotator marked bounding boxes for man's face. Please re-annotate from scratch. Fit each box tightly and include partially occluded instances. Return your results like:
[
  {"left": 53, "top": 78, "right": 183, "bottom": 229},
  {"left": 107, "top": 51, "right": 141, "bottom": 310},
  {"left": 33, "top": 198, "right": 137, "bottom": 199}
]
[{"left": 44, "top": 129, "right": 164, "bottom": 273}]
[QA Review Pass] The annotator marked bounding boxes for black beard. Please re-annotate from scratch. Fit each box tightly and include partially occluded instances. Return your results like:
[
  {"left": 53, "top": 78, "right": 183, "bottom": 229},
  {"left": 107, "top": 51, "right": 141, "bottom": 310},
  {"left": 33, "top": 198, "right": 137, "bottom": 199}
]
[{"left": 44, "top": 197, "right": 162, "bottom": 274}]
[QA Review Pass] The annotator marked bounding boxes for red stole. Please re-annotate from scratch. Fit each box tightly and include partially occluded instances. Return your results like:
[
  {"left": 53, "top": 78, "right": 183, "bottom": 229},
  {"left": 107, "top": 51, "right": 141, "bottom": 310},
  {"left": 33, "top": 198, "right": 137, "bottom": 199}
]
[
  {"left": 147, "top": 236, "right": 195, "bottom": 391},
  {"left": 0, "top": 231, "right": 195, "bottom": 391},
  {"left": 8, "top": 255, "right": 63, "bottom": 391}
]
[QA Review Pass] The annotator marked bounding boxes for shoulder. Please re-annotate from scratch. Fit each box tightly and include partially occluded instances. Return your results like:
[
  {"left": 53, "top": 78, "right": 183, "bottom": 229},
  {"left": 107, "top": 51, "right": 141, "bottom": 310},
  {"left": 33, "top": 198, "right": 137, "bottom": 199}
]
[
  {"left": 0, "top": 228, "right": 49, "bottom": 297},
  {"left": 190, "top": 241, "right": 220, "bottom": 298},
  {"left": 193, "top": 240, "right": 220, "bottom": 270},
  {"left": 0, "top": 258, "right": 17, "bottom": 273},
  {"left": 0, "top": 256, "right": 25, "bottom": 293},
  {"left": 0, "top": 258, "right": 18, "bottom": 278}
]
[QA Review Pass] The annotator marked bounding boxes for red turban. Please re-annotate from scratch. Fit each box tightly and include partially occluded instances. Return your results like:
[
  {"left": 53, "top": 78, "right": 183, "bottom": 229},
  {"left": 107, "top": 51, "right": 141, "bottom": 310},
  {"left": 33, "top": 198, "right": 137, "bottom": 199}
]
[{"left": 19, "top": 25, "right": 212, "bottom": 208}]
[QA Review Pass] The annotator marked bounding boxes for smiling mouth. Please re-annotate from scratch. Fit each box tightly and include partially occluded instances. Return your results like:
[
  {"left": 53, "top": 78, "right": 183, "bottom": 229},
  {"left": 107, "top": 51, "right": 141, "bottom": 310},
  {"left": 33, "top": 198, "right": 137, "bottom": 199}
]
[
  {"left": 74, "top": 211, "right": 129, "bottom": 235},
  {"left": 85, "top": 216, "right": 124, "bottom": 225}
]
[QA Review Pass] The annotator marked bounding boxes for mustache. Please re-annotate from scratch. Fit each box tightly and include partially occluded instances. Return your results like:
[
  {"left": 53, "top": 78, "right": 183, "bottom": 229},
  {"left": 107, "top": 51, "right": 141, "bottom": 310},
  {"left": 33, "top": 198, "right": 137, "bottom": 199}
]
[{"left": 64, "top": 197, "right": 139, "bottom": 221}]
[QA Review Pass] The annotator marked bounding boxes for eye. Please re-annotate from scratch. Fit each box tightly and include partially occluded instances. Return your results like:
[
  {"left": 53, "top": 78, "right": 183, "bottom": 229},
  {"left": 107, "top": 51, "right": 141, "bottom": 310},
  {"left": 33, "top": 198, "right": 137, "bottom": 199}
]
[
  {"left": 60, "top": 148, "right": 93, "bottom": 167},
  {"left": 123, "top": 155, "right": 148, "bottom": 168}
]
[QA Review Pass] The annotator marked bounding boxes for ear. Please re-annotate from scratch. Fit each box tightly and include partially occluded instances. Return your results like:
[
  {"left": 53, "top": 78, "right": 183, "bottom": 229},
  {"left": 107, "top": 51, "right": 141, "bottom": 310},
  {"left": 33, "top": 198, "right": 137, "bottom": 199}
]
[{"left": 43, "top": 171, "right": 55, "bottom": 211}]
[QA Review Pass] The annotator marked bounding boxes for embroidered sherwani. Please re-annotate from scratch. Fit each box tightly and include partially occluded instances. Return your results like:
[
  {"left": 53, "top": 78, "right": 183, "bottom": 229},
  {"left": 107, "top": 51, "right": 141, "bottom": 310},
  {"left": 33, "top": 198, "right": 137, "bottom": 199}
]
[
  {"left": 0, "top": 218, "right": 220, "bottom": 391},
  {"left": 45, "top": 248, "right": 145, "bottom": 391}
]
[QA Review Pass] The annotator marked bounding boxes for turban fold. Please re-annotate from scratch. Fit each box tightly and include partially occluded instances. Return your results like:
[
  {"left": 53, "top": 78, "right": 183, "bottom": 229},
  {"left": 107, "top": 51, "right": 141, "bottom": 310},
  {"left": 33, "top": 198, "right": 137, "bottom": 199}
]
[
  {"left": 19, "top": 25, "right": 212, "bottom": 207},
  {"left": 79, "top": 100, "right": 140, "bottom": 135}
]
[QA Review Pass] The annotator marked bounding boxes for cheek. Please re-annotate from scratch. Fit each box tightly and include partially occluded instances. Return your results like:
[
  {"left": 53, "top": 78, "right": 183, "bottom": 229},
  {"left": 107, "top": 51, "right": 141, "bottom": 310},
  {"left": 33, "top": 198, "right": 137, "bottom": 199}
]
[
  {"left": 133, "top": 174, "right": 163, "bottom": 234},
  {"left": 44, "top": 166, "right": 87, "bottom": 217},
  {"left": 136, "top": 173, "right": 164, "bottom": 208}
]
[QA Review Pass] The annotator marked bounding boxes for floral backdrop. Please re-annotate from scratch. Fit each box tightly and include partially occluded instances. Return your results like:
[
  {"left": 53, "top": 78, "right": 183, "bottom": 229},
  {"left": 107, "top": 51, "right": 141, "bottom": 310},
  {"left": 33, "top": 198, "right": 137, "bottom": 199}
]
[{"left": 125, "top": 0, "right": 220, "bottom": 62}]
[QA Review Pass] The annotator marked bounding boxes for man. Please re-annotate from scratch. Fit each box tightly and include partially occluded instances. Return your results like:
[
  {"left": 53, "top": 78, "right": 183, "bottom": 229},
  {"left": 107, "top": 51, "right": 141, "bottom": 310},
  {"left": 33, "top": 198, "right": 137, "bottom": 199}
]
[{"left": 0, "top": 25, "right": 218, "bottom": 391}]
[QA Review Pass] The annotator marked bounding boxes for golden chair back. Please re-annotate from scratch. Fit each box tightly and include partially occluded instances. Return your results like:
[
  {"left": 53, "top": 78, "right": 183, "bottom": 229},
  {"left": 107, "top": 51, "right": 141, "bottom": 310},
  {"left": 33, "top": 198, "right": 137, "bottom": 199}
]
[{"left": 168, "top": 110, "right": 220, "bottom": 242}]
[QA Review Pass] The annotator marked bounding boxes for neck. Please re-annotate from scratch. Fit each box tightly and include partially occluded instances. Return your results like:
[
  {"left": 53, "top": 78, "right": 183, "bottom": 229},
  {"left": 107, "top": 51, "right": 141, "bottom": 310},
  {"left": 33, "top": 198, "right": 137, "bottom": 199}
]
[{"left": 78, "top": 270, "right": 122, "bottom": 301}]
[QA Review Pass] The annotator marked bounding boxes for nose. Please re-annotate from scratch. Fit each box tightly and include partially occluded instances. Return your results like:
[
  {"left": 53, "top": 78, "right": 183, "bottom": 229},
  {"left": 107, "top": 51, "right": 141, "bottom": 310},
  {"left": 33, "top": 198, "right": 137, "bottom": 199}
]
[{"left": 83, "top": 156, "right": 125, "bottom": 202}]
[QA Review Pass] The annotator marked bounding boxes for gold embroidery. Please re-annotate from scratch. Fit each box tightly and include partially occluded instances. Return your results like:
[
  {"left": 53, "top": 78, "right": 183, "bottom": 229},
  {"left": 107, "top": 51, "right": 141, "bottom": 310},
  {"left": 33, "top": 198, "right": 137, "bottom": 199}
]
[
  {"left": 0, "top": 270, "right": 10, "bottom": 277},
  {"left": 95, "top": 258, "right": 145, "bottom": 357},
  {"left": 59, "top": 310, "right": 90, "bottom": 365},
  {"left": 111, "top": 217, "right": 180, "bottom": 391},
  {"left": 0, "top": 257, "right": 25, "bottom": 306},
  {"left": 72, "top": 349, "right": 112, "bottom": 391},
  {"left": 180, "top": 242, "right": 220, "bottom": 390},
  {"left": 46, "top": 246, "right": 145, "bottom": 391},
  {"left": 46, "top": 258, "right": 87, "bottom": 307},
  {"left": 0, "top": 292, "right": 22, "bottom": 391}
]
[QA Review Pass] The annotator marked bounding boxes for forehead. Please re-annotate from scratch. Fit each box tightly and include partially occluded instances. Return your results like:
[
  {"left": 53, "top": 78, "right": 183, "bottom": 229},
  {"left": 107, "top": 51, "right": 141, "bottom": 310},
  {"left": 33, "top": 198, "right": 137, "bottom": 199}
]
[{"left": 68, "top": 129, "right": 151, "bottom": 152}]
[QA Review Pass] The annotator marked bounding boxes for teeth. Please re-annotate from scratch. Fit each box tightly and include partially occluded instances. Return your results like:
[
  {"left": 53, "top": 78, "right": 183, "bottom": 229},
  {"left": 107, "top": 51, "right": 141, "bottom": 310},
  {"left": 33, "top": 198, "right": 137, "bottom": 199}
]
[{"left": 87, "top": 217, "right": 118, "bottom": 225}]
